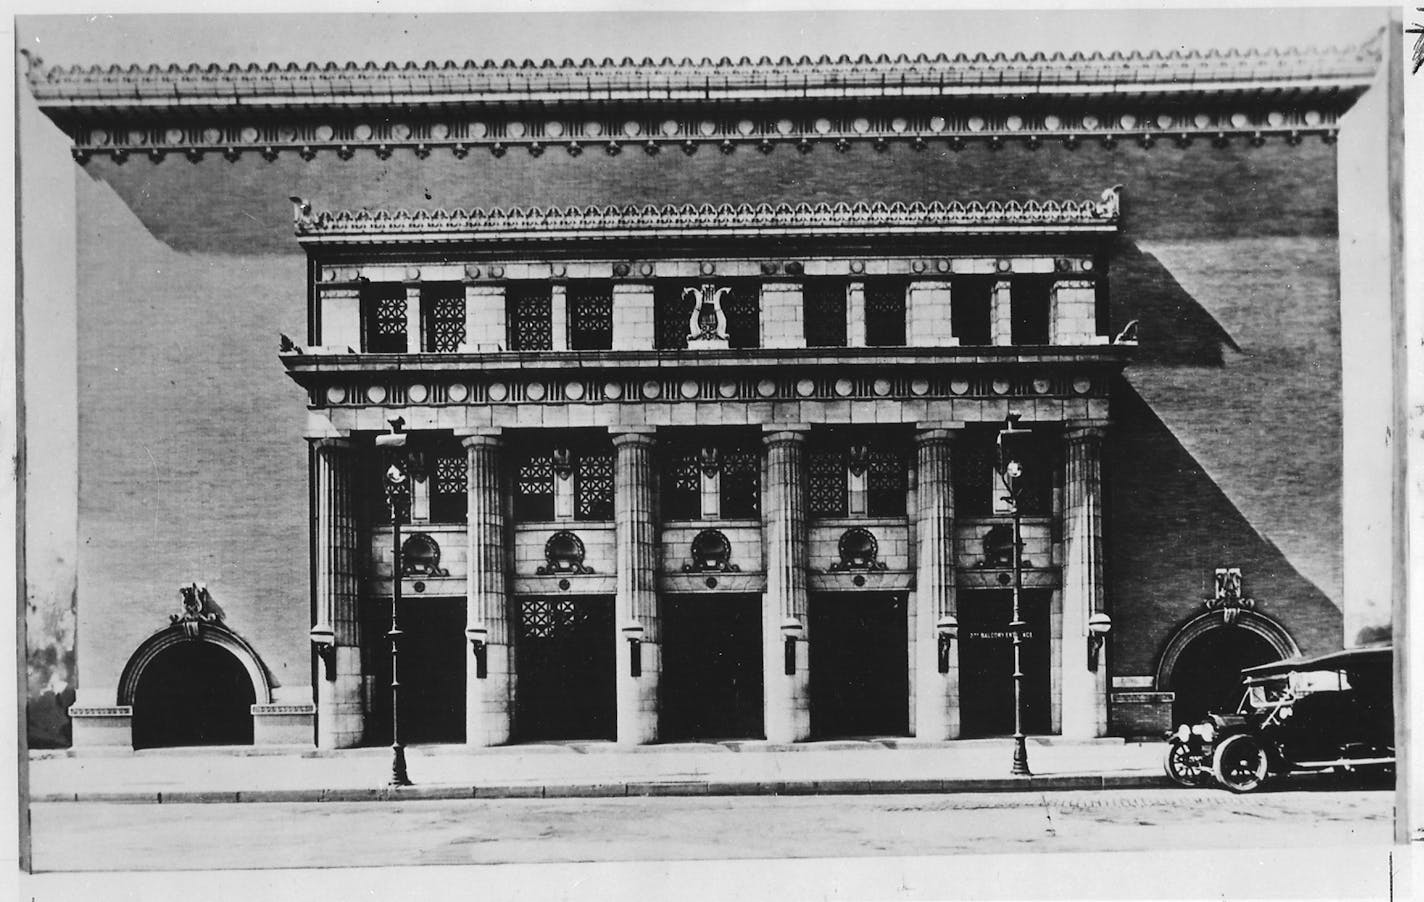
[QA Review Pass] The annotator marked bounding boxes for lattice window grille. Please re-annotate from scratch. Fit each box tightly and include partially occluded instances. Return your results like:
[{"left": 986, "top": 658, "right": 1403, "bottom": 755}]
[
  {"left": 804, "top": 280, "right": 848, "bottom": 348},
  {"left": 866, "top": 447, "right": 908, "bottom": 516},
  {"left": 808, "top": 448, "right": 849, "bottom": 517},
  {"left": 510, "top": 287, "right": 553, "bottom": 351},
  {"left": 517, "top": 454, "right": 555, "bottom": 498},
  {"left": 434, "top": 454, "right": 467, "bottom": 496},
  {"left": 722, "top": 286, "right": 761, "bottom": 349},
  {"left": 520, "top": 597, "right": 583, "bottom": 640},
  {"left": 864, "top": 280, "right": 907, "bottom": 346},
  {"left": 424, "top": 293, "right": 467, "bottom": 353},
  {"left": 956, "top": 438, "right": 998, "bottom": 516},
  {"left": 569, "top": 284, "right": 614, "bottom": 350},
  {"left": 655, "top": 286, "right": 695, "bottom": 350},
  {"left": 718, "top": 447, "right": 762, "bottom": 518},
  {"left": 575, "top": 451, "right": 615, "bottom": 521},
  {"left": 662, "top": 447, "right": 703, "bottom": 520}
]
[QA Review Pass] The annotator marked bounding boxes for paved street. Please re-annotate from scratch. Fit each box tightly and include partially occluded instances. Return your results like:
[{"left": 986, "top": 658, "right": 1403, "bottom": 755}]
[{"left": 29, "top": 788, "right": 1391, "bottom": 872}]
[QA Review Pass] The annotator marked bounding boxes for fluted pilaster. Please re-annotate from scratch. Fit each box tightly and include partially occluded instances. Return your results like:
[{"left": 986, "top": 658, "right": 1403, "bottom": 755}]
[
  {"left": 312, "top": 437, "right": 363, "bottom": 749},
  {"left": 1062, "top": 422, "right": 1109, "bottom": 738},
  {"left": 914, "top": 426, "right": 961, "bottom": 739},
  {"left": 762, "top": 425, "right": 811, "bottom": 742},
  {"left": 613, "top": 428, "right": 659, "bottom": 744},
  {"left": 464, "top": 430, "right": 511, "bottom": 746}
]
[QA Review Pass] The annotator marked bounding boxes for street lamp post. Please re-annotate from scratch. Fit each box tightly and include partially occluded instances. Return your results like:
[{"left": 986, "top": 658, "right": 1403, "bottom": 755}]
[
  {"left": 377, "top": 418, "right": 413, "bottom": 787},
  {"left": 997, "top": 413, "right": 1033, "bottom": 777}
]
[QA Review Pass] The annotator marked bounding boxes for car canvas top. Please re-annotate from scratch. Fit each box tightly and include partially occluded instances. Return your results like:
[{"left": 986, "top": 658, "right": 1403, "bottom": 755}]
[{"left": 1240, "top": 644, "right": 1392, "bottom": 679}]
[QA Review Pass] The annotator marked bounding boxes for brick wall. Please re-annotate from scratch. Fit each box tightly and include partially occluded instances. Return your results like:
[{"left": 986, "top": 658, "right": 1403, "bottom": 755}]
[{"left": 67, "top": 134, "right": 1343, "bottom": 729}]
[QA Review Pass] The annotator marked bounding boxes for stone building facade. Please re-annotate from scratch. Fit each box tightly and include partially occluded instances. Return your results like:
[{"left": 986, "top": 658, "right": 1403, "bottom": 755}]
[{"left": 24, "top": 39, "right": 1381, "bottom": 749}]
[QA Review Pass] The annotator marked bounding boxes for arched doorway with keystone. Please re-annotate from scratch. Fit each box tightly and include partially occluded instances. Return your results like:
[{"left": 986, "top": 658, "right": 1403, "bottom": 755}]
[{"left": 1157, "top": 611, "right": 1298, "bottom": 727}]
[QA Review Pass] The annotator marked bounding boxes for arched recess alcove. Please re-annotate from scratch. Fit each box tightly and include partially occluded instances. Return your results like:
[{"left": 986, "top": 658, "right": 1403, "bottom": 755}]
[
  {"left": 119, "top": 624, "right": 273, "bottom": 750},
  {"left": 1157, "top": 611, "right": 1299, "bottom": 726}
]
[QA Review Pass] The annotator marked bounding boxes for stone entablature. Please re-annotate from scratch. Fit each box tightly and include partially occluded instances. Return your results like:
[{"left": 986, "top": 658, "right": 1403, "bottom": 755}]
[{"left": 27, "top": 44, "right": 1375, "bottom": 162}]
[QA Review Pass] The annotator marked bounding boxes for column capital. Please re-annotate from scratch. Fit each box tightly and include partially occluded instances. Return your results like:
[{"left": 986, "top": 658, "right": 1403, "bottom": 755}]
[
  {"left": 1066, "top": 420, "right": 1111, "bottom": 442},
  {"left": 457, "top": 428, "right": 503, "bottom": 448},
  {"left": 611, "top": 426, "right": 657, "bottom": 448},
  {"left": 915, "top": 421, "right": 967, "bottom": 440},
  {"left": 308, "top": 436, "right": 354, "bottom": 451},
  {"left": 762, "top": 424, "right": 812, "bottom": 444}
]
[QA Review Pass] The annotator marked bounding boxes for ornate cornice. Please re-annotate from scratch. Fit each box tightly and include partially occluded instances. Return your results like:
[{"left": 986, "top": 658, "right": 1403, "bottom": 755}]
[
  {"left": 293, "top": 190, "right": 1120, "bottom": 244},
  {"left": 23, "top": 40, "right": 1379, "bottom": 163}
]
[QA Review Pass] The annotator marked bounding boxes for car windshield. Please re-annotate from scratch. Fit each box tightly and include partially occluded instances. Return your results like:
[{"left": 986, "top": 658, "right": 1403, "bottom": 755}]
[{"left": 1243, "top": 679, "right": 1290, "bottom": 710}]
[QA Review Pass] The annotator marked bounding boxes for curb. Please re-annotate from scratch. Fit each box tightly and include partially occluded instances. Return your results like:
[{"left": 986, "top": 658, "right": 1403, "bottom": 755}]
[{"left": 34, "top": 773, "right": 1171, "bottom": 804}]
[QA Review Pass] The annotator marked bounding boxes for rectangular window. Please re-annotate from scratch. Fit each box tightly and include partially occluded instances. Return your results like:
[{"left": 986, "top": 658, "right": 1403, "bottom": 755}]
[
  {"left": 721, "top": 282, "right": 761, "bottom": 350},
  {"left": 660, "top": 443, "right": 702, "bottom": 520},
  {"left": 428, "top": 452, "right": 468, "bottom": 523},
  {"left": 507, "top": 284, "right": 553, "bottom": 351},
  {"left": 513, "top": 450, "right": 556, "bottom": 521},
  {"left": 953, "top": 426, "right": 1054, "bottom": 516},
  {"left": 568, "top": 281, "right": 614, "bottom": 351},
  {"left": 654, "top": 283, "right": 694, "bottom": 350},
  {"left": 421, "top": 283, "right": 466, "bottom": 353},
  {"left": 361, "top": 283, "right": 409, "bottom": 354},
  {"left": 807, "top": 447, "right": 849, "bottom": 517},
  {"left": 866, "top": 447, "right": 908, "bottom": 517},
  {"left": 719, "top": 446, "right": 761, "bottom": 519},
  {"left": 950, "top": 276, "right": 994, "bottom": 346},
  {"left": 1011, "top": 277, "right": 1053, "bottom": 346},
  {"left": 803, "top": 279, "right": 848, "bottom": 347},
  {"left": 655, "top": 282, "right": 760, "bottom": 350},
  {"left": 864, "top": 278, "right": 907, "bottom": 346},
  {"left": 574, "top": 450, "right": 615, "bottom": 521}
]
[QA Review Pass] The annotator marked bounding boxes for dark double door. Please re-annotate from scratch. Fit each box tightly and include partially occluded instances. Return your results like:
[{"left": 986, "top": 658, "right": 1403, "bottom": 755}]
[
  {"left": 660, "top": 594, "right": 763, "bottom": 740},
  {"left": 363, "top": 596, "right": 467, "bottom": 745},
  {"left": 957, "top": 589, "right": 1052, "bottom": 737},
  {"left": 515, "top": 595, "right": 616, "bottom": 741},
  {"left": 810, "top": 593, "right": 909, "bottom": 738}
]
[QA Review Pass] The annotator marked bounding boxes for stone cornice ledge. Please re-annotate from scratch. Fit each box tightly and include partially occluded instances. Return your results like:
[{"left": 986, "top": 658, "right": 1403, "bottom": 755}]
[
  {"left": 24, "top": 41, "right": 1379, "bottom": 107},
  {"left": 293, "top": 190, "right": 1121, "bottom": 244}
]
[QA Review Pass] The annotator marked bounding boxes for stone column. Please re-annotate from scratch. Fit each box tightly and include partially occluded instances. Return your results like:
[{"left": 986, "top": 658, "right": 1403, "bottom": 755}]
[
  {"left": 613, "top": 428, "right": 660, "bottom": 744},
  {"left": 762, "top": 425, "right": 812, "bottom": 742},
  {"left": 403, "top": 285, "right": 421, "bottom": 353},
  {"left": 989, "top": 280, "right": 1015, "bottom": 346},
  {"left": 464, "top": 430, "right": 512, "bottom": 746},
  {"left": 313, "top": 437, "right": 364, "bottom": 749},
  {"left": 1061, "top": 423, "right": 1109, "bottom": 738},
  {"left": 914, "top": 426, "right": 961, "bottom": 740},
  {"left": 550, "top": 284, "right": 569, "bottom": 351},
  {"left": 846, "top": 282, "right": 867, "bottom": 348}
]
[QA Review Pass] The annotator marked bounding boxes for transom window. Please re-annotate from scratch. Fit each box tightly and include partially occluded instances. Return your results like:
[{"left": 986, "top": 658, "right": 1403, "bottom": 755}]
[
  {"left": 808, "top": 431, "right": 908, "bottom": 518},
  {"left": 567, "top": 281, "right": 614, "bottom": 351},
  {"left": 511, "top": 437, "right": 615, "bottom": 522},
  {"left": 362, "top": 283, "right": 409, "bottom": 354},
  {"left": 654, "top": 281, "right": 761, "bottom": 350},
  {"left": 508, "top": 284, "right": 553, "bottom": 351},
  {"left": 953, "top": 425, "right": 1054, "bottom": 516},
  {"left": 660, "top": 433, "right": 762, "bottom": 520},
  {"left": 421, "top": 283, "right": 466, "bottom": 353}
]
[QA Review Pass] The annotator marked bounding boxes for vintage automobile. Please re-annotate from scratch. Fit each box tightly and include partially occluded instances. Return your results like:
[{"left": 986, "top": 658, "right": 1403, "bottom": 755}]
[{"left": 1164, "top": 644, "right": 1394, "bottom": 792}]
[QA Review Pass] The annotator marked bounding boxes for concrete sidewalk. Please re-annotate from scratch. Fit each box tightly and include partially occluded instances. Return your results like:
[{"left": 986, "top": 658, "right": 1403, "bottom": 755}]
[{"left": 28, "top": 738, "right": 1170, "bottom": 803}]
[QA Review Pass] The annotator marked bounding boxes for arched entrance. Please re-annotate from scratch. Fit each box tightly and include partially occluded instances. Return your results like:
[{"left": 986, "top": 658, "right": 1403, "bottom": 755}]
[
  {"left": 1157, "top": 611, "right": 1298, "bottom": 726},
  {"left": 131, "top": 641, "right": 256, "bottom": 748}
]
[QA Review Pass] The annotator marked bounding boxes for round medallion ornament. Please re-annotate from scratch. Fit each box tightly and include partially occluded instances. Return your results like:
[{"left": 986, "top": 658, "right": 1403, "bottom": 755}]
[
  {"left": 507, "top": 121, "right": 528, "bottom": 139},
  {"left": 91, "top": 129, "right": 111, "bottom": 146},
  {"left": 623, "top": 120, "right": 642, "bottom": 137},
  {"left": 776, "top": 118, "right": 794, "bottom": 135},
  {"left": 584, "top": 121, "right": 604, "bottom": 137},
  {"left": 640, "top": 263, "right": 654, "bottom": 277},
  {"left": 448, "top": 383, "right": 469, "bottom": 403},
  {"left": 680, "top": 380, "right": 699, "bottom": 399},
  {"left": 911, "top": 260, "right": 927, "bottom": 274},
  {"left": 698, "top": 120, "right": 717, "bottom": 137},
  {"left": 700, "top": 261, "right": 716, "bottom": 275},
  {"left": 240, "top": 126, "right": 260, "bottom": 143},
  {"left": 526, "top": 382, "right": 547, "bottom": 402},
  {"left": 1082, "top": 114, "right": 1100, "bottom": 130},
  {"left": 718, "top": 380, "right": 738, "bottom": 399},
  {"left": 936, "top": 259, "right": 951, "bottom": 273},
  {"left": 407, "top": 383, "right": 429, "bottom": 403},
  {"left": 813, "top": 118, "right": 833, "bottom": 135},
  {"left": 890, "top": 117, "right": 908, "bottom": 133},
  {"left": 165, "top": 128, "right": 184, "bottom": 145},
  {"left": 910, "top": 378, "right": 930, "bottom": 396},
  {"left": 795, "top": 379, "right": 815, "bottom": 398},
  {"left": 1303, "top": 110, "right": 1323, "bottom": 126},
  {"left": 850, "top": 260, "right": 866, "bottom": 274},
  {"left": 564, "top": 381, "right": 585, "bottom": 401},
  {"left": 852, "top": 117, "right": 871, "bottom": 134},
  {"left": 991, "top": 379, "right": 1011, "bottom": 395},
  {"left": 487, "top": 382, "right": 508, "bottom": 402},
  {"left": 756, "top": 379, "right": 777, "bottom": 398},
  {"left": 1157, "top": 114, "right": 1174, "bottom": 130},
  {"left": 392, "top": 123, "right": 412, "bottom": 140},
  {"left": 321, "top": 267, "right": 337, "bottom": 282},
  {"left": 1230, "top": 112, "right": 1249, "bottom": 128},
  {"left": 545, "top": 121, "right": 566, "bottom": 138},
  {"left": 995, "top": 258, "right": 1012, "bottom": 273},
  {"left": 468, "top": 122, "right": 489, "bottom": 138},
  {"left": 353, "top": 124, "right": 373, "bottom": 141},
  {"left": 366, "top": 385, "right": 388, "bottom": 404},
  {"left": 1082, "top": 259, "right": 1095, "bottom": 271},
  {"left": 489, "top": 265, "right": 505, "bottom": 278},
  {"left": 430, "top": 123, "right": 450, "bottom": 140},
  {"left": 1194, "top": 113, "right": 1212, "bottom": 129},
  {"left": 660, "top": 119, "right": 679, "bottom": 137},
  {"left": 1266, "top": 111, "right": 1285, "bottom": 127},
  {"left": 872, "top": 378, "right": 892, "bottom": 397},
  {"left": 950, "top": 379, "right": 970, "bottom": 396},
  {"left": 1032, "top": 378, "right": 1051, "bottom": 395},
  {"left": 967, "top": 116, "right": 986, "bottom": 132},
  {"left": 736, "top": 119, "right": 756, "bottom": 136},
  {"left": 202, "top": 127, "right": 222, "bottom": 144},
  {"left": 834, "top": 379, "right": 854, "bottom": 397},
  {"left": 928, "top": 115, "right": 946, "bottom": 132},
  {"left": 604, "top": 381, "right": 623, "bottom": 401},
  {"left": 1043, "top": 115, "right": 1062, "bottom": 131},
  {"left": 642, "top": 380, "right": 662, "bottom": 399},
  {"left": 325, "top": 385, "right": 347, "bottom": 405},
  {"left": 1072, "top": 377, "right": 1093, "bottom": 395},
  {"left": 1119, "top": 114, "right": 1137, "bottom": 130},
  {"left": 1005, "top": 115, "right": 1023, "bottom": 132}
]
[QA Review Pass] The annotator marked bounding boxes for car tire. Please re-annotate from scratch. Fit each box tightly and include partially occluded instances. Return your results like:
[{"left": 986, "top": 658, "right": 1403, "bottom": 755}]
[
  {"left": 1164, "top": 742, "right": 1207, "bottom": 787},
  {"left": 1212, "top": 734, "right": 1270, "bottom": 793}
]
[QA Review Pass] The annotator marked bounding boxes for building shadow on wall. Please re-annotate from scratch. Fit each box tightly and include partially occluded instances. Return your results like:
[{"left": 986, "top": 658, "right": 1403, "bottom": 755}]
[
  {"left": 1109, "top": 237, "right": 1240, "bottom": 367},
  {"left": 1106, "top": 378, "right": 1342, "bottom": 675}
]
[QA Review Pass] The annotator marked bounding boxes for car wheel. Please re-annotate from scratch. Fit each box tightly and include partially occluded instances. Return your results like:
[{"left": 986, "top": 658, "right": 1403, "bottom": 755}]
[
  {"left": 1212, "top": 734, "right": 1270, "bottom": 793},
  {"left": 1164, "top": 742, "right": 1207, "bottom": 787}
]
